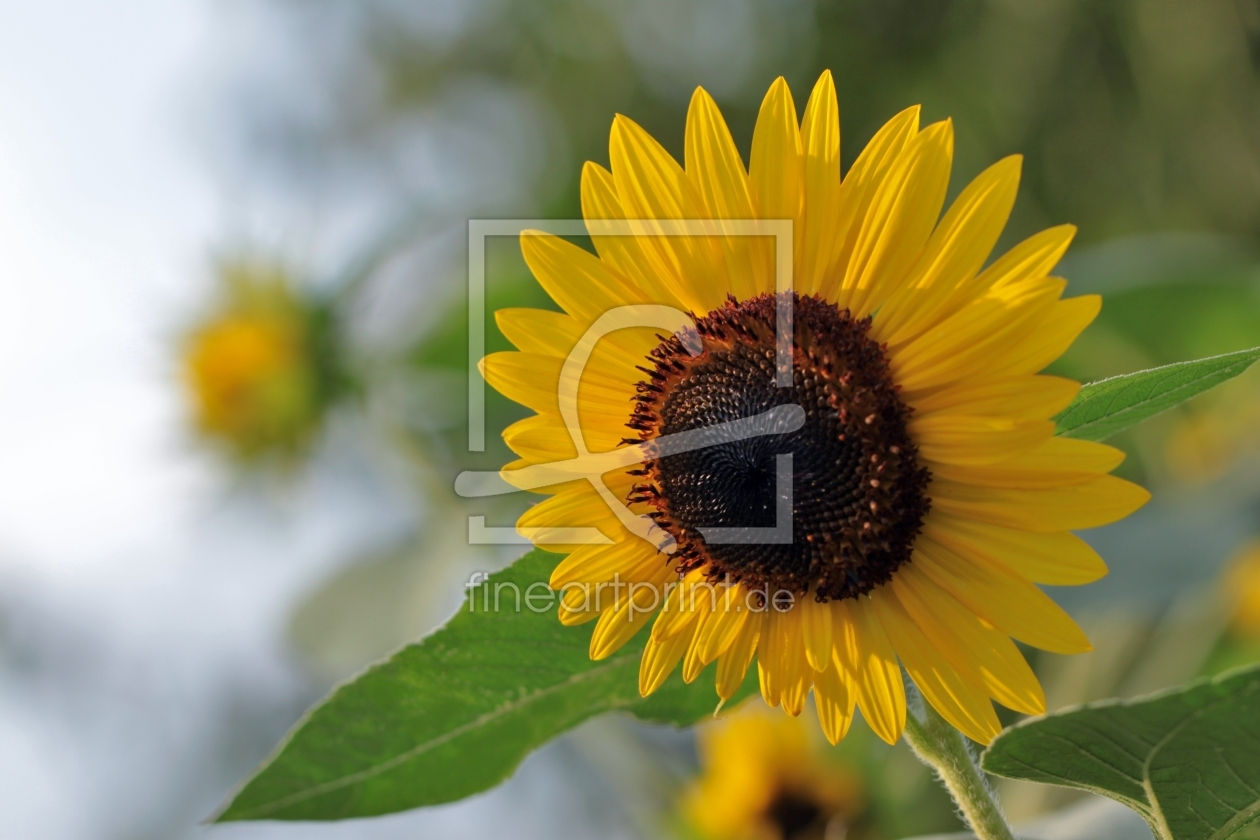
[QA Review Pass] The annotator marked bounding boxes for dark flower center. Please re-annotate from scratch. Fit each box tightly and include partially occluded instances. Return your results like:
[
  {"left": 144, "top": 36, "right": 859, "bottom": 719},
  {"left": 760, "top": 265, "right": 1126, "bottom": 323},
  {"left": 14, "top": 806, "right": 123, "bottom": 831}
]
[
  {"left": 765, "top": 790, "right": 825, "bottom": 839},
  {"left": 627, "top": 293, "right": 930, "bottom": 601}
]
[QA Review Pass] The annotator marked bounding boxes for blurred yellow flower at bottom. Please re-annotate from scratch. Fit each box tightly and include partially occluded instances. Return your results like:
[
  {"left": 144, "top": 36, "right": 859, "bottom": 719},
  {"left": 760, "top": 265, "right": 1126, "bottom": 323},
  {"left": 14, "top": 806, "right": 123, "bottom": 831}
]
[{"left": 684, "top": 704, "right": 863, "bottom": 840}]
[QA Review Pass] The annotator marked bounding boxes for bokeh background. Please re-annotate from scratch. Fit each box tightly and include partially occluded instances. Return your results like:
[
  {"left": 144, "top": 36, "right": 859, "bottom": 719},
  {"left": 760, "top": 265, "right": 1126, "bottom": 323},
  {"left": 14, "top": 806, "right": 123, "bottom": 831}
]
[{"left": 3, "top": 0, "right": 1260, "bottom": 838}]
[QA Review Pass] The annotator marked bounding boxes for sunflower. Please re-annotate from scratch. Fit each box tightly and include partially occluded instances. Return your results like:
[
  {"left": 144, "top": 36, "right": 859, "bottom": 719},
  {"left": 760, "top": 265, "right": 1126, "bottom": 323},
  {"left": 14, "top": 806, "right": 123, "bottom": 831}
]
[
  {"left": 683, "top": 703, "right": 862, "bottom": 840},
  {"left": 482, "top": 71, "right": 1150, "bottom": 745},
  {"left": 184, "top": 261, "right": 338, "bottom": 461}
]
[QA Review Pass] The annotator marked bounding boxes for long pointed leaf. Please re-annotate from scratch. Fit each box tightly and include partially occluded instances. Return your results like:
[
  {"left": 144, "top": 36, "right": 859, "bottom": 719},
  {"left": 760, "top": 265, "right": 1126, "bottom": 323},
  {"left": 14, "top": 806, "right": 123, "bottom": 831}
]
[
  {"left": 214, "top": 549, "right": 754, "bottom": 821},
  {"left": 1055, "top": 346, "right": 1260, "bottom": 441}
]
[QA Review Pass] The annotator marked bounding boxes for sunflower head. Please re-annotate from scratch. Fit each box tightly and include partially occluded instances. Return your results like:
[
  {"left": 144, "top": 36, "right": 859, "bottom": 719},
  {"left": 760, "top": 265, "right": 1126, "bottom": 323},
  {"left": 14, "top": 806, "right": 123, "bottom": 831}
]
[
  {"left": 683, "top": 704, "right": 862, "bottom": 840},
  {"left": 630, "top": 292, "right": 930, "bottom": 603},
  {"left": 485, "top": 71, "right": 1151, "bottom": 746},
  {"left": 183, "top": 261, "right": 341, "bottom": 462}
]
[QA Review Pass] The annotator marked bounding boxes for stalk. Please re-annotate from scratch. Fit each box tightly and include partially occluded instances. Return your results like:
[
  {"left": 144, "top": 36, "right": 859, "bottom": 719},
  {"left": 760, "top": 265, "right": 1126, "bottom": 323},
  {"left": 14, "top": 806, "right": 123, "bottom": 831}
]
[{"left": 901, "top": 692, "right": 1015, "bottom": 840}]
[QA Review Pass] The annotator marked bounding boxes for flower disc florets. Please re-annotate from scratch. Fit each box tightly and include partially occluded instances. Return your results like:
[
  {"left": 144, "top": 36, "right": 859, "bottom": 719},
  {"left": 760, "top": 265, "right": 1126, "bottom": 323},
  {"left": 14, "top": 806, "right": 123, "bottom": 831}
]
[{"left": 628, "top": 293, "right": 931, "bottom": 601}]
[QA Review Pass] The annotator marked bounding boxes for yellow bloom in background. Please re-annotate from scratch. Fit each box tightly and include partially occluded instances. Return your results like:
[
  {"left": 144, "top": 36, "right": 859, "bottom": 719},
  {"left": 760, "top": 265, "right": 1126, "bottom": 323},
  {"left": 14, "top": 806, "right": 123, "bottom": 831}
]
[
  {"left": 1226, "top": 539, "right": 1260, "bottom": 638},
  {"left": 684, "top": 704, "right": 862, "bottom": 840},
  {"left": 1163, "top": 387, "right": 1260, "bottom": 484},
  {"left": 483, "top": 71, "right": 1151, "bottom": 746},
  {"left": 183, "top": 261, "right": 337, "bottom": 461}
]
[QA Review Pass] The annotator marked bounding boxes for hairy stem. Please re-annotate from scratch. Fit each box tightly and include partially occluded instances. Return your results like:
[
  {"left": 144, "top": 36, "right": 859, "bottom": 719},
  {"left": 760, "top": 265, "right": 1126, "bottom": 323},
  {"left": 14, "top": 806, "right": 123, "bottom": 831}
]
[{"left": 902, "top": 696, "right": 1015, "bottom": 840}]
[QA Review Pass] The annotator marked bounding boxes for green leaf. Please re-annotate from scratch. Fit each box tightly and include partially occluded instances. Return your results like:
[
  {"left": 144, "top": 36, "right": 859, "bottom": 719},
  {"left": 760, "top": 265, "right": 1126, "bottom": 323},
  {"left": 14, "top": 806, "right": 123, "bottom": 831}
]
[
  {"left": 981, "top": 663, "right": 1260, "bottom": 840},
  {"left": 215, "top": 549, "right": 756, "bottom": 821},
  {"left": 1054, "top": 346, "right": 1260, "bottom": 441}
]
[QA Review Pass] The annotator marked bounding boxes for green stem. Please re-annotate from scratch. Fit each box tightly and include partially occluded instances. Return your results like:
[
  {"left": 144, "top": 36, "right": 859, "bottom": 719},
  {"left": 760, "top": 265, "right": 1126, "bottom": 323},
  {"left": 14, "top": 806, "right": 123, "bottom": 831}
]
[{"left": 902, "top": 696, "right": 1015, "bottom": 840}]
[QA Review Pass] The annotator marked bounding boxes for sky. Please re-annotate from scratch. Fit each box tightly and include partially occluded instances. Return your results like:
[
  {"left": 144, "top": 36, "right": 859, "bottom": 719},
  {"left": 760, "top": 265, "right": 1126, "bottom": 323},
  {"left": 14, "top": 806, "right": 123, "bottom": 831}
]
[
  {"left": 0, "top": 0, "right": 214, "bottom": 573},
  {"left": 0, "top": 5, "right": 632, "bottom": 838}
]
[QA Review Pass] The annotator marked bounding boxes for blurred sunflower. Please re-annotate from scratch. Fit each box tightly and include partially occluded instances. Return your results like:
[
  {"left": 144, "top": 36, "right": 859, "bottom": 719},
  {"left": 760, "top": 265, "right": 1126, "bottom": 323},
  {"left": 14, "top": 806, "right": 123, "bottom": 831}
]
[
  {"left": 183, "top": 261, "right": 343, "bottom": 462},
  {"left": 684, "top": 704, "right": 862, "bottom": 840},
  {"left": 1225, "top": 539, "right": 1260, "bottom": 639},
  {"left": 1163, "top": 388, "right": 1260, "bottom": 484},
  {"left": 483, "top": 72, "right": 1150, "bottom": 745}
]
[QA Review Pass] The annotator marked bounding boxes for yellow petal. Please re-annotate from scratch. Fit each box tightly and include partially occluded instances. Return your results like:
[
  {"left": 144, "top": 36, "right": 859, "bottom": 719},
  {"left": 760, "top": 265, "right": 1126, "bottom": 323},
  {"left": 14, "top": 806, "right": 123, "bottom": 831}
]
[
  {"left": 893, "top": 223, "right": 1073, "bottom": 346},
  {"left": 873, "top": 155, "right": 1022, "bottom": 345},
  {"left": 516, "top": 484, "right": 623, "bottom": 549},
  {"left": 800, "top": 596, "right": 835, "bottom": 672},
  {"left": 520, "top": 228, "right": 654, "bottom": 323},
  {"left": 928, "top": 474, "right": 1152, "bottom": 531},
  {"left": 891, "top": 277, "right": 1064, "bottom": 394},
  {"left": 580, "top": 162, "right": 682, "bottom": 308},
  {"left": 749, "top": 77, "right": 802, "bottom": 262},
  {"left": 781, "top": 674, "right": 811, "bottom": 718},
  {"left": 870, "top": 585, "right": 1002, "bottom": 744},
  {"left": 651, "top": 573, "right": 706, "bottom": 641},
  {"left": 891, "top": 564, "right": 1045, "bottom": 715},
  {"left": 924, "top": 513, "right": 1108, "bottom": 586},
  {"left": 820, "top": 105, "right": 920, "bottom": 302},
  {"left": 757, "top": 605, "right": 809, "bottom": 712},
  {"left": 495, "top": 306, "right": 660, "bottom": 386},
  {"left": 837, "top": 598, "right": 906, "bottom": 744},
  {"left": 693, "top": 584, "right": 752, "bottom": 664},
  {"left": 685, "top": 87, "right": 766, "bottom": 301},
  {"left": 610, "top": 114, "right": 724, "bottom": 313},
  {"left": 495, "top": 308, "right": 584, "bottom": 357},
  {"left": 814, "top": 656, "right": 856, "bottom": 744},
  {"left": 756, "top": 606, "right": 791, "bottom": 707},
  {"left": 913, "top": 536, "right": 1093, "bottom": 654},
  {"left": 797, "top": 70, "right": 841, "bottom": 296},
  {"left": 549, "top": 538, "right": 662, "bottom": 589},
  {"left": 502, "top": 413, "right": 624, "bottom": 464},
  {"left": 558, "top": 586, "right": 601, "bottom": 626},
  {"left": 909, "top": 375, "right": 1079, "bottom": 419},
  {"left": 983, "top": 224, "right": 1076, "bottom": 292},
  {"left": 640, "top": 623, "right": 695, "bottom": 696},
  {"left": 929, "top": 437, "right": 1126, "bottom": 489},
  {"left": 590, "top": 571, "right": 671, "bottom": 660},
  {"left": 986, "top": 294, "right": 1102, "bottom": 379},
  {"left": 480, "top": 351, "right": 560, "bottom": 416},
  {"left": 716, "top": 610, "right": 762, "bottom": 701},
  {"left": 480, "top": 351, "right": 632, "bottom": 421},
  {"left": 780, "top": 605, "right": 813, "bottom": 716},
  {"left": 503, "top": 414, "right": 578, "bottom": 463},
  {"left": 910, "top": 415, "right": 1054, "bottom": 466},
  {"left": 838, "top": 120, "right": 953, "bottom": 319},
  {"left": 682, "top": 590, "right": 721, "bottom": 684}
]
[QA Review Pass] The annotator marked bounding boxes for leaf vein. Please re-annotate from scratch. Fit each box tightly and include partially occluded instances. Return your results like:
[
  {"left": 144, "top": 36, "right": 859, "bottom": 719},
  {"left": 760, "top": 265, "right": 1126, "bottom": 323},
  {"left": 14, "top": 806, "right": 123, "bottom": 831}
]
[{"left": 229, "top": 650, "right": 640, "bottom": 819}]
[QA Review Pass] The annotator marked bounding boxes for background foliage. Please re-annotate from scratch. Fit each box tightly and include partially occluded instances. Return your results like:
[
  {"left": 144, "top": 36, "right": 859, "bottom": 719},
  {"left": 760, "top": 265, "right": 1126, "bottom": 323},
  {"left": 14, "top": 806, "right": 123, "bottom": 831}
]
[
  {"left": 10, "top": 1, "right": 1260, "bottom": 839},
  {"left": 216, "top": 1, "right": 1260, "bottom": 837}
]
